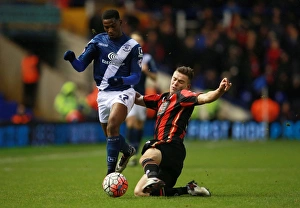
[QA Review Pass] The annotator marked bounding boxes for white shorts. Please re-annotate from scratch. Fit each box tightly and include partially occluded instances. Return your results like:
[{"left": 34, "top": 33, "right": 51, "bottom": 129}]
[
  {"left": 97, "top": 88, "right": 135, "bottom": 123},
  {"left": 127, "top": 104, "right": 147, "bottom": 121}
]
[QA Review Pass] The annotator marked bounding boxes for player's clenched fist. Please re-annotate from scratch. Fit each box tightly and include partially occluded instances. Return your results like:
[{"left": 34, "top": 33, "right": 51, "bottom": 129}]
[
  {"left": 64, "top": 50, "right": 75, "bottom": 62},
  {"left": 108, "top": 77, "right": 124, "bottom": 87}
]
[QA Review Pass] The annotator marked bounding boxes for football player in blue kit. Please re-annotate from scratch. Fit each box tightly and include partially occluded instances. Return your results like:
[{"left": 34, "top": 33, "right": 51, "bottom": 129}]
[{"left": 63, "top": 9, "right": 143, "bottom": 175}]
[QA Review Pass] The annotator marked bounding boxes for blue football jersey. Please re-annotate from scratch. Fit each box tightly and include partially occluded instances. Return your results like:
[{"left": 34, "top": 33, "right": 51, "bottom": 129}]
[{"left": 78, "top": 32, "right": 143, "bottom": 91}]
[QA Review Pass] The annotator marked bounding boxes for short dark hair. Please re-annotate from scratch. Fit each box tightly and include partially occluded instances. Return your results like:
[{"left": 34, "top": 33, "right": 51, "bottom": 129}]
[
  {"left": 175, "top": 66, "right": 194, "bottom": 82},
  {"left": 102, "top": 9, "right": 120, "bottom": 20}
]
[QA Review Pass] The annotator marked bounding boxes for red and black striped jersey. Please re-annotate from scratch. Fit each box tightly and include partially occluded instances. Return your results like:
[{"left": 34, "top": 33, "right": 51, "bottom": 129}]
[{"left": 144, "top": 89, "right": 201, "bottom": 142}]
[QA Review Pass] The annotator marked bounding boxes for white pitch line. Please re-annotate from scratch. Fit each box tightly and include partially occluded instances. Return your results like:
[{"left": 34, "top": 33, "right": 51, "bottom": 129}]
[{"left": 0, "top": 150, "right": 106, "bottom": 164}]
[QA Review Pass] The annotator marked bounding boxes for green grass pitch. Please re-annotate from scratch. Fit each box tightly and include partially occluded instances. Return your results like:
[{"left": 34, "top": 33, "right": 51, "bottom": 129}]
[{"left": 1, "top": 140, "right": 300, "bottom": 208}]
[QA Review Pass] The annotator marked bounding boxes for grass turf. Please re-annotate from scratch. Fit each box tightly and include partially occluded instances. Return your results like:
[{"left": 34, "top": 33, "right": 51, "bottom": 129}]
[{"left": 0, "top": 140, "right": 299, "bottom": 208}]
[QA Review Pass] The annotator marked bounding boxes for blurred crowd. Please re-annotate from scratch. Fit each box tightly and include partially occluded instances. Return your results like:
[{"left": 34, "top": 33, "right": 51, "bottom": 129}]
[
  {"left": 1, "top": 0, "right": 299, "bottom": 123},
  {"left": 91, "top": 0, "right": 299, "bottom": 122}
]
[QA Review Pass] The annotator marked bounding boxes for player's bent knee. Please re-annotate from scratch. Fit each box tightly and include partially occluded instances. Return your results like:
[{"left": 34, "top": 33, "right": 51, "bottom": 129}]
[
  {"left": 140, "top": 148, "right": 162, "bottom": 164},
  {"left": 134, "top": 188, "right": 142, "bottom": 196}
]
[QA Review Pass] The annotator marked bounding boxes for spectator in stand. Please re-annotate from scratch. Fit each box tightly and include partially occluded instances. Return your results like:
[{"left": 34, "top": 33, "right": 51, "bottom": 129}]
[
  {"left": 85, "top": 86, "right": 99, "bottom": 121},
  {"left": 157, "top": 6, "right": 179, "bottom": 75},
  {"left": 143, "top": 29, "right": 166, "bottom": 72},
  {"left": 269, "top": 7, "right": 285, "bottom": 41},
  {"left": 278, "top": 101, "right": 293, "bottom": 122},
  {"left": 287, "top": 74, "right": 300, "bottom": 121},
  {"left": 88, "top": 8, "right": 104, "bottom": 38},
  {"left": 264, "top": 37, "right": 283, "bottom": 98},
  {"left": 282, "top": 24, "right": 300, "bottom": 76},
  {"left": 54, "top": 81, "right": 85, "bottom": 122},
  {"left": 21, "top": 51, "right": 40, "bottom": 109},
  {"left": 11, "top": 103, "right": 33, "bottom": 124},
  {"left": 85, "top": 86, "right": 98, "bottom": 112},
  {"left": 122, "top": 13, "right": 141, "bottom": 35},
  {"left": 274, "top": 51, "right": 291, "bottom": 105},
  {"left": 197, "top": 7, "right": 218, "bottom": 34},
  {"left": 243, "top": 29, "right": 263, "bottom": 82},
  {"left": 178, "top": 34, "right": 201, "bottom": 80},
  {"left": 56, "top": 0, "right": 70, "bottom": 8}
]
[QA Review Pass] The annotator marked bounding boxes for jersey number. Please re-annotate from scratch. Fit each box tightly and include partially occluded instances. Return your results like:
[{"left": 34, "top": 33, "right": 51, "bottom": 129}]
[{"left": 119, "top": 94, "right": 129, "bottom": 102}]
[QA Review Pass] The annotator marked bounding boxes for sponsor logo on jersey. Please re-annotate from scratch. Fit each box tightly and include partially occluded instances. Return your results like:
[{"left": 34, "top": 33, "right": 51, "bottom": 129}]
[
  {"left": 102, "top": 52, "right": 124, "bottom": 66},
  {"left": 108, "top": 52, "right": 116, "bottom": 60},
  {"left": 157, "top": 100, "right": 170, "bottom": 116}
]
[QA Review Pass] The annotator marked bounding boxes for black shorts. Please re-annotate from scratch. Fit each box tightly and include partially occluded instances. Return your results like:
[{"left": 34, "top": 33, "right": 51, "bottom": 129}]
[{"left": 142, "top": 140, "right": 186, "bottom": 188}]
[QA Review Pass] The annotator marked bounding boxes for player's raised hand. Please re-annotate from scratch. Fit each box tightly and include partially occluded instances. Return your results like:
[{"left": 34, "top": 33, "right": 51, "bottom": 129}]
[
  {"left": 108, "top": 77, "right": 124, "bottom": 87},
  {"left": 219, "top": 78, "right": 232, "bottom": 92},
  {"left": 64, "top": 50, "right": 75, "bottom": 62}
]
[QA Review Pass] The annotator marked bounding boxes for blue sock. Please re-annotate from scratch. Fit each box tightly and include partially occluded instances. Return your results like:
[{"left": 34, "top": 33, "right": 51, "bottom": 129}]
[
  {"left": 127, "top": 128, "right": 143, "bottom": 154},
  {"left": 127, "top": 128, "right": 136, "bottom": 148},
  {"left": 119, "top": 134, "right": 131, "bottom": 156},
  {"left": 136, "top": 129, "right": 143, "bottom": 152},
  {"left": 106, "top": 136, "right": 121, "bottom": 174}
]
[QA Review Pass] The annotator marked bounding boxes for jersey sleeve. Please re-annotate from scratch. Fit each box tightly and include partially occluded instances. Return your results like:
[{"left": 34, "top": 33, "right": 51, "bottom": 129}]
[
  {"left": 78, "top": 41, "right": 98, "bottom": 68},
  {"left": 179, "top": 89, "right": 202, "bottom": 107},
  {"left": 143, "top": 94, "right": 161, "bottom": 111}
]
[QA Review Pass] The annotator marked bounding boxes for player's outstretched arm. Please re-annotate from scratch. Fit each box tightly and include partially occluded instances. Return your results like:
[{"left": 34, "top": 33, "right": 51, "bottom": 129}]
[
  {"left": 197, "top": 78, "right": 232, "bottom": 105},
  {"left": 63, "top": 50, "right": 85, "bottom": 72}
]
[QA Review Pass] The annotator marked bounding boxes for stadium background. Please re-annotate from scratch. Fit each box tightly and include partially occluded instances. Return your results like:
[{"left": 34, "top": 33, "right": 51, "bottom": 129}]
[{"left": 0, "top": 0, "right": 299, "bottom": 147}]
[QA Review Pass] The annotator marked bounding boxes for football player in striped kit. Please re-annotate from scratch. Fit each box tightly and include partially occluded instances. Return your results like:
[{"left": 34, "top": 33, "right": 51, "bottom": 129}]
[{"left": 133, "top": 66, "right": 232, "bottom": 196}]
